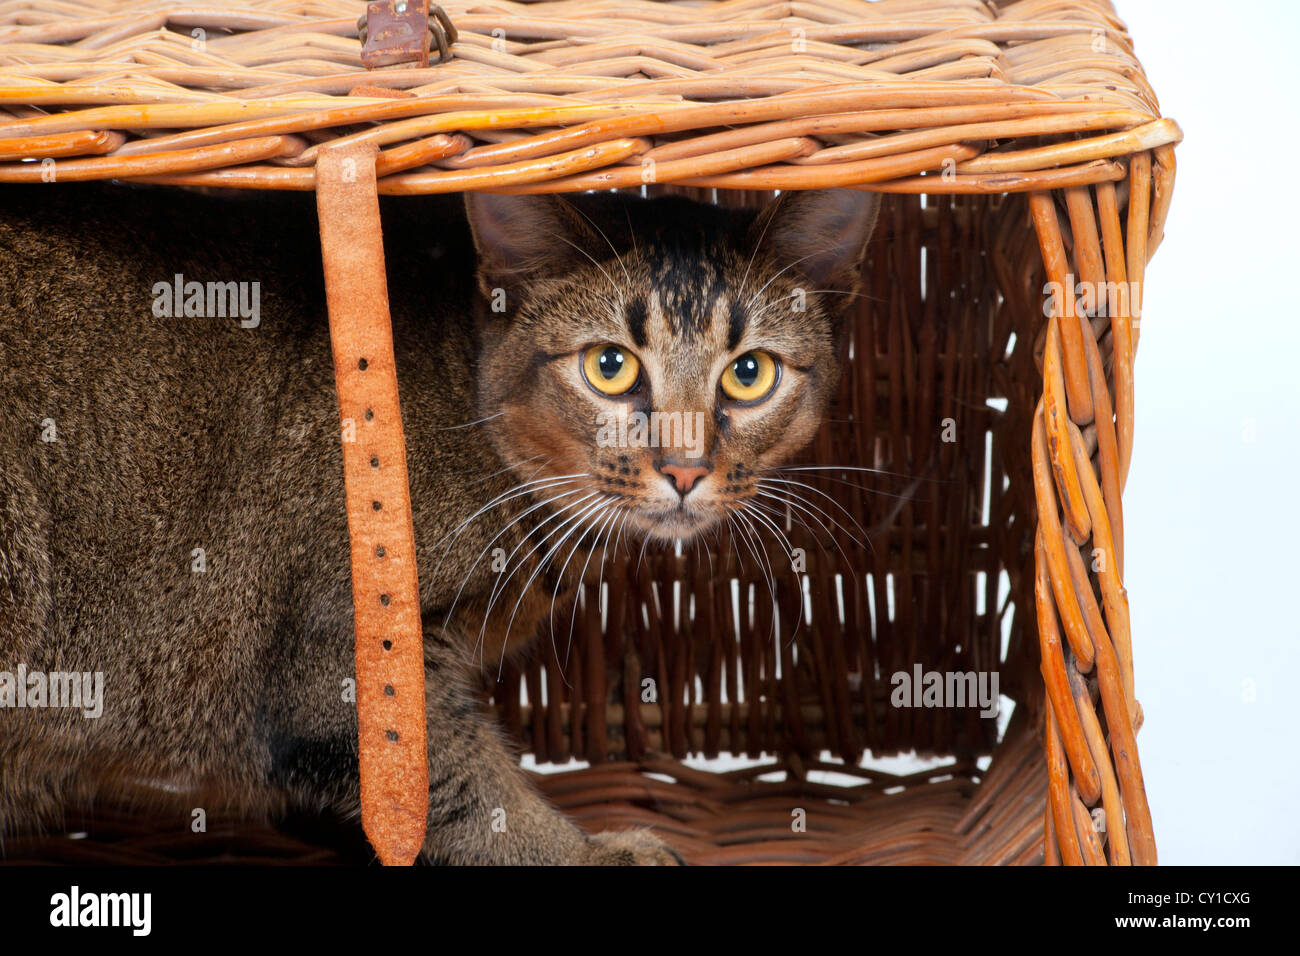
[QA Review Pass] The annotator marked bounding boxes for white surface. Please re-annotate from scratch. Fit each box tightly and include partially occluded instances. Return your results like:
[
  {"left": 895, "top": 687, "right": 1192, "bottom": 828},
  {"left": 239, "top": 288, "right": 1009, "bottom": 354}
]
[{"left": 1114, "top": 0, "right": 1300, "bottom": 864}]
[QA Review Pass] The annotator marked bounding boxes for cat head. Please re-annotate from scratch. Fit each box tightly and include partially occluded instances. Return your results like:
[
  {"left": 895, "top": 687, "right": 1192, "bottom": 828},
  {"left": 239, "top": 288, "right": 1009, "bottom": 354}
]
[{"left": 465, "top": 189, "right": 880, "bottom": 543}]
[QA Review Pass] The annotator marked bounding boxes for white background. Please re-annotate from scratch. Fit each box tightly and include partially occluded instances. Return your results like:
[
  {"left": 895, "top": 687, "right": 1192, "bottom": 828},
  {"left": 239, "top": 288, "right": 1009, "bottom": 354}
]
[
  {"left": 534, "top": 0, "right": 1300, "bottom": 866},
  {"left": 1115, "top": 0, "right": 1299, "bottom": 864}
]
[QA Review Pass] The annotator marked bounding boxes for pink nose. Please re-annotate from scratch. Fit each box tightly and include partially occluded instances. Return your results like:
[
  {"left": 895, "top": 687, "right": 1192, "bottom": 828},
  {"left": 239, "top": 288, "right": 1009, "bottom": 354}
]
[{"left": 659, "top": 463, "right": 711, "bottom": 495}]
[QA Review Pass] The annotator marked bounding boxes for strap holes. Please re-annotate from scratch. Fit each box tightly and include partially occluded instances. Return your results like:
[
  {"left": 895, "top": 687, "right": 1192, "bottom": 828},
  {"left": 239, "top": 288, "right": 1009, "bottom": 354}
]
[
  {"left": 372, "top": 500, "right": 382, "bottom": 511},
  {"left": 380, "top": 593, "right": 390, "bottom": 606},
  {"left": 376, "top": 545, "right": 386, "bottom": 558},
  {"left": 386, "top": 730, "right": 398, "bottom": 742},
  {"left": 370, "top": 456, "right": 379, "bottom": 468},
  {"left": 382, "top": 640, "right": 392, "bottom": 651},
  {"left": 365, "top": 409, "right": 374, "bottom": 421},
  {"left": 384, "top": 684, "right": 395, "bottom": 697},
  {"left": 358, "top": 358, "right": 369, "bottom": 370}
]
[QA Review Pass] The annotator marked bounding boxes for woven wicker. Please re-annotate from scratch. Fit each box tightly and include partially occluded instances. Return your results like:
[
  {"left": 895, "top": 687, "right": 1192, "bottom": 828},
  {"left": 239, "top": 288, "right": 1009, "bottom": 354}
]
[{"left": 0, "top": 0, "right": 1180, "bottom": 866}]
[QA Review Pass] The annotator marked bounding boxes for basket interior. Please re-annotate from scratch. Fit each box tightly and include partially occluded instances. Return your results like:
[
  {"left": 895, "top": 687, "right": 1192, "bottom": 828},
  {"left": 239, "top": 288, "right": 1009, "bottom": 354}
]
[
  {"left": 477, "top": 188, "right": 1053, "bottom": 864},
  {"left": 490, "top": 190, "right": 1047, "bottom": 763}
]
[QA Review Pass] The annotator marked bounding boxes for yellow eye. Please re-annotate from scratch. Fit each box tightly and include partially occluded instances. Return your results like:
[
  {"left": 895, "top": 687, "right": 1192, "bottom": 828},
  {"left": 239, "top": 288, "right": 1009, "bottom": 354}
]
[
  {"left": 720, "top": 351, "right": 778, "bottom": 403},
  {"left": 582, "top": 344, "right": 641, "bottom": 396}
]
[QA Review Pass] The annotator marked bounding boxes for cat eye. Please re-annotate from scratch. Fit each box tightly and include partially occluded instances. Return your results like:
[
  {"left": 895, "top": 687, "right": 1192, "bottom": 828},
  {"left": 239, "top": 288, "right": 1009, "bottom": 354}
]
[
  {"left": 582, "top": 344, "right": 641, "bottom": 396},
  {"left": 720, "top": 351, "right": 779, "bottom": 403}
]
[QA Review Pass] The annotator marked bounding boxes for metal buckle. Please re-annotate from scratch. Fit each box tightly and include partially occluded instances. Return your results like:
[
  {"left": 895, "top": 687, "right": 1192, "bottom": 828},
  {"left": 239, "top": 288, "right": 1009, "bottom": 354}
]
[{"left": 358, "top": 1, "right": 457, "bottom": 70}]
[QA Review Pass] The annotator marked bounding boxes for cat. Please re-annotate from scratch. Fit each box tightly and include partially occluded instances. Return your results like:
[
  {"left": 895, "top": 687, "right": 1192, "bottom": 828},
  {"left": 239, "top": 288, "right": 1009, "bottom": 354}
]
[{"left": 0, "top": 181, "right": 878, "bottom": 864}]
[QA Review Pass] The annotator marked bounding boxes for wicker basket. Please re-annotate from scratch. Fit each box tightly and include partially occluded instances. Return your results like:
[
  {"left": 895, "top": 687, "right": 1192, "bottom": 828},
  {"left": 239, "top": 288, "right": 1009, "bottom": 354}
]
[{"left": 0, "top": 0, "right": 1179, "bottom": 866}]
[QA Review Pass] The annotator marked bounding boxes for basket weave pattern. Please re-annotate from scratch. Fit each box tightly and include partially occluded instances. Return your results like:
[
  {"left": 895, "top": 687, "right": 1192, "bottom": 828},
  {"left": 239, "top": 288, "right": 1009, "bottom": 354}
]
[
  {"left": 0, "top": 0, "right": 1178, "bottom": 194},
  {"left": 0, "top": 0, "right": 1179, "bottom": 865}
]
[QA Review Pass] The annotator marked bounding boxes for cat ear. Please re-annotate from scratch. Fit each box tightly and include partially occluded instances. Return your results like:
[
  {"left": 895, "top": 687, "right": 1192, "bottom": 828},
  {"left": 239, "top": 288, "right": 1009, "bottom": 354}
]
[
  {"left": 464, "top": 192, "right": 600, "bottom": 282},
  {"left": 751, "top": 188, "right": 881, "bottom": 294}
]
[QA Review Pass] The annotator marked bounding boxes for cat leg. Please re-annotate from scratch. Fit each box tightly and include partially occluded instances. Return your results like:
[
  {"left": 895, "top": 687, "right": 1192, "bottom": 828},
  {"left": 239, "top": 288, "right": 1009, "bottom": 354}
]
[
  {"left": 418, "top": 629, "right": 679, "bottom": 865},
  {"left": 267, "top": 623, "right": 679, "bottom": 864}
]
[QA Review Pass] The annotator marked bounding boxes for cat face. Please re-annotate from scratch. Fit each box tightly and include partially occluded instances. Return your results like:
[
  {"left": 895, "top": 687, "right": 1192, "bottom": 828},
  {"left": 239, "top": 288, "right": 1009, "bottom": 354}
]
[{"left": 466, "top": 189, "right": 879, "bottom": 543}]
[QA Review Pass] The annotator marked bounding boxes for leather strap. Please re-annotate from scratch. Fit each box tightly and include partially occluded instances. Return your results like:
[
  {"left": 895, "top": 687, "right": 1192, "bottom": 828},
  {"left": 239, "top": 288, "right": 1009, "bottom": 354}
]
[{"left": 316, "top": 142, "right": 428, "bottom": 865}]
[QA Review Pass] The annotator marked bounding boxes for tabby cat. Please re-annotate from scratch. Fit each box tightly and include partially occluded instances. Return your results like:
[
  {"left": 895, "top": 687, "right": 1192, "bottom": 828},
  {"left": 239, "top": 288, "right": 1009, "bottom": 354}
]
[{"left": 0, "top": 182, "right": 878, "bottom": 864}]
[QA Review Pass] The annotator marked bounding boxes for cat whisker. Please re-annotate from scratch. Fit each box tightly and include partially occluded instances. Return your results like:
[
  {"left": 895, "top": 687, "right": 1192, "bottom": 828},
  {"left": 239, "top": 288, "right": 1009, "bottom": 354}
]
[
  {"left": 436, "top": 410, "right": 505, "bottom": 431},
  {"left": 742, "top": 500, "right": 796, "bottom": 562},
  {"left": 766, "top": 472, "right": 929, "bottom": 530},
  {"left": 455, "top": 453, "right": 545, "bottom": 486},
  {"left": 608, "top": 501, "right": 633, "bottom": 565},
  {"left": 753, "top": 487, "right": 864, "bottom": 574},
  {"left": 550, "top": 501, "right": 619, "bottom": 666},
  {"left": 610, "top": 506, "right": 634, "bottom": 571},
  {"left": 560, "top": 504, "right": 623, "bottom": 673},
  {"left": 749, "top": 495, "right": 861, "bottom": 613},
  {"left": 753, "top": 484, "right": 856, "bottom": 543},
  {"left": 429, "top": 471, "right": 585, "bottom": 581},
  {"left": 756, "top": 481, "right": 868, "bottom": 548},
  {"left": 748, "top": 496, "right": 812, "bottom": 544},
  {"left": 473, "top": 488, "right": 599, "bottom": 626},
  {"left": 729, "top": 507, "right": 780, "bottom": 645},
  {"left": 723, "top": 513, "right": 747, "bottom": 576},
  {"left": 483, "top": 494, "right": 608, "bottom": 665},
  {"left": 693, "top": 527, "right": 715, "bottom": 580},
  {"left": 756, "top": 477, "right": 870, "bottom": 544},
  {"left": 547, "top": 230, "right": 625, "bottom": 311},
  {"left": 745, "top": 251, "right": 818, "bottom": 311},
  {"left": 491, "top": 495, "right": 611, "bottom": 675},
  {"left": 749, "top": 493, "right": 825, "bottom": 551},
  {"left": 728, "top": 512, "right": 764, "bottom": 587},
  {"left": 559, "top": 196, "right": 632, "bottom": 288},
  {"left": 565, "top": 504, "right": 632, "bottom": 674},
  {"left": 430, "top": 474, "right": 566, "bottom": 570},
  {"left": 738, "top": 192, "right": 784, "bottom": 303},
  {"left": 764, "top": 463, "right": 943, "bottom": 485},
  {"left": 728, "top": 512, "right": 762, "bottom": 579},
  {"left": 739, "top": 502, "right": 807, "bottom": 643},
  {"left": 622, "top": 205, "right": 640, "bottom": 261},
  {"left": 634, "top": 522, "right": 655, "bottom": 579},
  {"left": 800, "top": 288, "right": 878, "bottom": 302},
  {"left": 432, "top": 467, "right": 577, "bottom": 552},
  {"left": 442, "top": 486, "right": 591, "bottom": 642}
]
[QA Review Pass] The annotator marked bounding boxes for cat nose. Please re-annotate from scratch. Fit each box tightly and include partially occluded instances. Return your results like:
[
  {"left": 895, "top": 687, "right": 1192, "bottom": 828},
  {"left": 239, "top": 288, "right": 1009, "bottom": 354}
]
[{"left": 658, "top": 460, "right": 711, "bottom": 496}]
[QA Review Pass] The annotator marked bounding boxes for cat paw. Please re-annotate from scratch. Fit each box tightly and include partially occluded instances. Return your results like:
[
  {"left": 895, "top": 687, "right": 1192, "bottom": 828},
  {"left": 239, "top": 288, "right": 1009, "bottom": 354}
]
[{"left": 583, "top": 829, "right": 685, "bottom": 866}]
